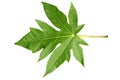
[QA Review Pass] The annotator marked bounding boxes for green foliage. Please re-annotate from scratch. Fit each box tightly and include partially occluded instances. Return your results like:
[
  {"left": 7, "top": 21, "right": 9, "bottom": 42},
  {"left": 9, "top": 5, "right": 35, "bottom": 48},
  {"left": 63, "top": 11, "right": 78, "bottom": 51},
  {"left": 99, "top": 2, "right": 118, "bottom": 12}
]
[{"left": 15, "top": 2, "right": 88, "bottom": 76}]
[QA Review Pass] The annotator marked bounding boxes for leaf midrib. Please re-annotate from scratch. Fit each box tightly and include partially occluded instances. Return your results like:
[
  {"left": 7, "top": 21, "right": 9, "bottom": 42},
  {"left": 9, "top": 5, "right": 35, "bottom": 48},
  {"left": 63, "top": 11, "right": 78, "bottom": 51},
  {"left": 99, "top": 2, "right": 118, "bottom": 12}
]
[{"left": 24, "top": 35, "right": 73, "bottom": 43}]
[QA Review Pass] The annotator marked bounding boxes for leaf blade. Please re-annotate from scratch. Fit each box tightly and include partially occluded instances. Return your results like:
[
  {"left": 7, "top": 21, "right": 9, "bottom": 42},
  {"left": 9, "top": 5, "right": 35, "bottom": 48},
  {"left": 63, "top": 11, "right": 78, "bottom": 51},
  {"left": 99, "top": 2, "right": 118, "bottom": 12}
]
[
  {"left": 42, "top": 2, "right": 72, "bottom": 34},
  {"left": 75, "top": 36, "right": 88, "bottom": 45},
  {"left": 44, "top": 38, "right": 72, "bottom": 76},
  {"left": 15, "top": 28, "right": 45, "bottom": 53},
  {"left": 75, "top": 24, "right": 85, "bottom": 33},
  {"left": 38, "top": 39, "right": 58, "bottom": 61},
  {"left": 68, "top": 2, "right": 78, "bottom": 33},
  {"left": 35, "top": 19, "right": 57, "bottom": 33},
  {"left": 72, "top": 38, "right": 84, "bottom": 66}
]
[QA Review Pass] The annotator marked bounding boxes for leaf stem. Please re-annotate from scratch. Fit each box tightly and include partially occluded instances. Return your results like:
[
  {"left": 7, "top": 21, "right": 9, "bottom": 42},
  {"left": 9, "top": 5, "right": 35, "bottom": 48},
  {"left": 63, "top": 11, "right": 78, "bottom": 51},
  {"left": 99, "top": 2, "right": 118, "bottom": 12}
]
[{"left": 78, "top": 34, "right": 108, "bottom": 38}]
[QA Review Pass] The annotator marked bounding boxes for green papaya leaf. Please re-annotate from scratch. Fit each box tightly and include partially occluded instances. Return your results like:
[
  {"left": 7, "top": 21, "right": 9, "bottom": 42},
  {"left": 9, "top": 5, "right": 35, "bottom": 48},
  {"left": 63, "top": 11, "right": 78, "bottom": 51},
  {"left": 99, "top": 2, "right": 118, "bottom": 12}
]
[{"left": 15, "top": 2, "right": 88, "bottom": 76}]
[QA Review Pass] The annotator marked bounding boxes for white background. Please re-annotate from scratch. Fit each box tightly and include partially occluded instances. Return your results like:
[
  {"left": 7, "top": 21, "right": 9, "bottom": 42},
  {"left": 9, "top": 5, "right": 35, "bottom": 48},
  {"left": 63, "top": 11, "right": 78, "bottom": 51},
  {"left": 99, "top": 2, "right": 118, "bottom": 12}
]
[{"left": 0, "top": 0, "right": 120, "bottom": 80}]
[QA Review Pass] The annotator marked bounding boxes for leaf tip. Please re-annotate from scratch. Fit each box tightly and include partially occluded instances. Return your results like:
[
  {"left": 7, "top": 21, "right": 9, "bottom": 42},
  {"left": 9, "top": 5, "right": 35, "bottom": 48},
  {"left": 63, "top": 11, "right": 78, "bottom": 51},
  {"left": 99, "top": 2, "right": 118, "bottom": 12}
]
[
  {"left": 70, "top": 2, "right": 73, "bottom": 4},
  {"left": 41, "top": 1, "right": 47, "bottom": 6},
  {"left": 66, "top": 59, "right": 70, "bottom": 63},
  {"left": 43, "top": 72, "right": 48, "bottom": 77},
  {"left": 35, "top": 19, "right": 39, "bottom": 22},
  {"left": 35, "top": 19, "right": 40, "bottom": 25},
  {"left": 82, "top": 24, "right": 85, "bottom": 26},
  {"left": 81, "top": 59, "right": 85, "bottom": 67},
  {"left": 82, "top": 63, "right": 85, "bottom": 67},
  {"left": 84, "top": 43, "right": 89, "bottom": 46},
  {"left": 41, "top": 1, "right": 45, "bottom": 3},
  {"left": 70, "top": 2, "right": 74, "bottom": 7},
  {"left": 37, "top": 58, "right": 42, "bottom": 62},
  {"left": 15, "top": 41, "right": 19, "bottom": 45},
  {"left": 80, "top": 24, "right": 85, "bottom": 29},
  {"left": 14, "top": 42, "right": 17, "bottom": 45}
]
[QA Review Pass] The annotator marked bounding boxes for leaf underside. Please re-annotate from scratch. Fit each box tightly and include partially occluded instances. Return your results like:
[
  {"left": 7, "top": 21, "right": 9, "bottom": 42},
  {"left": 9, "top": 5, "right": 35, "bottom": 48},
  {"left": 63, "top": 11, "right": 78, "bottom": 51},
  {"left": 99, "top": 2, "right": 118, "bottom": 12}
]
[{"left": 15, "top": 2, "right": 88, "bottom": 76}]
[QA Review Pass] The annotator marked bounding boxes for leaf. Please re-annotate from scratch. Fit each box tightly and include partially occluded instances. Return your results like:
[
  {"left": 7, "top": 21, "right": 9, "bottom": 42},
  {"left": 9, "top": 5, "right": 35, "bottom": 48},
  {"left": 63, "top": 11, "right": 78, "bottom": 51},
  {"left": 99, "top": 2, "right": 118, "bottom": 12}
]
[{"left": 15, "top": 2, "right": 88, "bottom": 77}]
